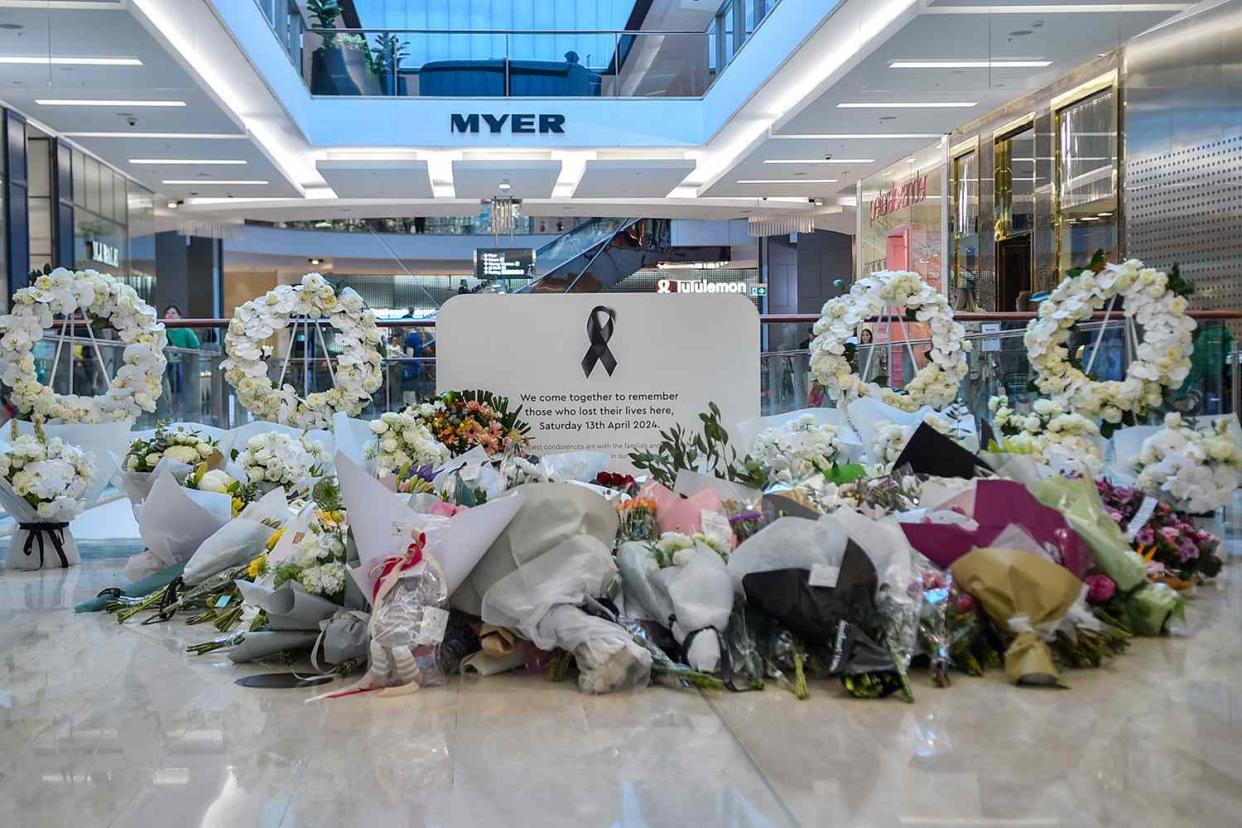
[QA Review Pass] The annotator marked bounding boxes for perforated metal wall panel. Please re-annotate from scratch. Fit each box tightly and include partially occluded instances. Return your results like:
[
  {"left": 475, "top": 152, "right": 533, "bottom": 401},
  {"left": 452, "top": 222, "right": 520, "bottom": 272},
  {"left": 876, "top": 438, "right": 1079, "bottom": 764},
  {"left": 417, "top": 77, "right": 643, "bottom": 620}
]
[{"left": 1125, "top": 0, "right": 1242, "bottom": 333}]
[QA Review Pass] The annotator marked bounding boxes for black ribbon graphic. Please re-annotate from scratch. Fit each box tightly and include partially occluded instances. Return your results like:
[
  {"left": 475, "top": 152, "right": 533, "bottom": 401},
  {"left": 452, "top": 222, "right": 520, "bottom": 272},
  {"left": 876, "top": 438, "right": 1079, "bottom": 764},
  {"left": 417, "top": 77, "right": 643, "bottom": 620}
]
[
  {"left": 19, "top": 522, "right": 70, "bottom": 569},
  {"left": 581, "top": 305, "right": 618, "bottom": 378}
]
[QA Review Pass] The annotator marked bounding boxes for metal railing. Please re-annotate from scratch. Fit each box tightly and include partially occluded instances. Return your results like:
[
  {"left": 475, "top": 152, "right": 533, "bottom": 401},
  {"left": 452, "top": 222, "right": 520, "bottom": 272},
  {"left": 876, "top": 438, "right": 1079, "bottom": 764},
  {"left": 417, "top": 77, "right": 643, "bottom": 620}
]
[{"left": 251, "top": 0, "right": 789, "bottom": 98}]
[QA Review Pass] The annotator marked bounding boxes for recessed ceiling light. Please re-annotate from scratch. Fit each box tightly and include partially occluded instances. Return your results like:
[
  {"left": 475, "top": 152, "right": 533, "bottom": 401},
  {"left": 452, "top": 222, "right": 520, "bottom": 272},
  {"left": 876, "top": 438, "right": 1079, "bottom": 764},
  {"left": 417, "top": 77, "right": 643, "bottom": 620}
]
[
  {"left": 764, "top": 158, "right": 873, "bottom": 165},
  {"left": 498, "top": 181, "right": 512, "bottom": 191},
  {"left": 770, "top": 133, "right": 942, "bottom": 139},
  {"left": 889, "top": 60, "right": 1051, "bottom": 69},
  {"left": 0, "top": 56, "right": 143, "bottom": 66},
  {"left": 838, "top": 102, "right": 976, "bottom": 109},
  {"left": 309, "top": 257, "right": 324, "bottom": 266},
  {"left": 161, "top": 179, "right": 268, "bottom": 185},
  {"left": 36, "top": 99, "right": 186, "bottom": 107},
  {"left": 130, "top": 158, "right": 247, "bottom": 165},
  {"left": 737, "top": 178, "right": 839, "bottom": 184}
]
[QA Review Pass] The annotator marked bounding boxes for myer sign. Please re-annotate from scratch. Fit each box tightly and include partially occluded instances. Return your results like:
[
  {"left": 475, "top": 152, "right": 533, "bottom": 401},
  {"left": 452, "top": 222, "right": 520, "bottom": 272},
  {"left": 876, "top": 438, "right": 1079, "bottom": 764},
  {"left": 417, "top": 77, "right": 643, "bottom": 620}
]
[
  {"left": 86, "top": 240, "right": 119, "bottom": 268},
  {"left": 437, "top": 294, "right": 759, "bottom": 471},
  {"left": 451, "top": 113, "right": 565, "bottom": 134}
]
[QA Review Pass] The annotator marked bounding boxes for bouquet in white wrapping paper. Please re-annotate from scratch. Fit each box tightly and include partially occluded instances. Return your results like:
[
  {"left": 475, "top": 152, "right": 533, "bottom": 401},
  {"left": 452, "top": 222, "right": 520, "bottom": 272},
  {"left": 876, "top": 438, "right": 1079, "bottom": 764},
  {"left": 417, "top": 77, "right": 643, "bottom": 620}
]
[
  {"left": 617, "top": 533, "right": 734, "bottom": 675},
  {"left": 12, "top": 419, "right": 130, "bottom": 508},
  {"left": 1130, "top": 413, "right": 1242, "bottom": 514},
  {"left": 125, "top": 469, "right": 233, "bottom": 581},
  {"left": 986, "top": 394, "right": 1104, "bottom": 476},
  {"left": 0, "top": 421, "right": 94, "bottom": 570},
  {"left": 115, "top": 423, "right": 226, "bottom": 513},
  {"left": 236, "top": 431, "right": 329, "bottom": 495},
  {"left": 182, "top": 487, "right": 288, "bottom": 587},
  {"left": 365, "top": 410, "right": 450, "bottom": 479}
]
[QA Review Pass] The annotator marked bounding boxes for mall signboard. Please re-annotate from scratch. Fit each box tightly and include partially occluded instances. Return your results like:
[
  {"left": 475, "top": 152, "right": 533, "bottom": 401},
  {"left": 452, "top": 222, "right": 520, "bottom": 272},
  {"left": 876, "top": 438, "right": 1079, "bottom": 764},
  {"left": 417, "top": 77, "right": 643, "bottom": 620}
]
[
  {"left": 437, "top": 294, "right": 760, "bottom": 472},
  {"left": 474, "top": 248, "right": 536, "bottom": 280}
]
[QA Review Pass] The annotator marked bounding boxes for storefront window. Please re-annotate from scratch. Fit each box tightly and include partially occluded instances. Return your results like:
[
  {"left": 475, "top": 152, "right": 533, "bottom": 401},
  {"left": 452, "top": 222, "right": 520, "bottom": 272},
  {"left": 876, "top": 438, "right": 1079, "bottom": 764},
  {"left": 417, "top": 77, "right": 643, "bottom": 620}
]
[
  {"left": 950, "top": 149, "right": 978, "bottom": 298},
  {"left": 1056, "top": 88, "right": 1118, "bottom": 272},
  {"left": 994, "top": 125, "right": 1035, "bottom": 239},
  {"left": 71, "top": 147, "right": 131, "bottom": 277},
  {"left": 27, "top": 136, "right": 53, "bottom": 273}
]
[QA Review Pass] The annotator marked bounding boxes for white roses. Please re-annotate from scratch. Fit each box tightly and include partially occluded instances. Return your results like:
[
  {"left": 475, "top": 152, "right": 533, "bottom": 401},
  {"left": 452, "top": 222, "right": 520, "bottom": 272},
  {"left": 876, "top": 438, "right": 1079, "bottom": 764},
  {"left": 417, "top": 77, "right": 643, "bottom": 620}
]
[
  {"left": 236, "top": 431, "right": 328, "bottom": 493},
  {"left": 222, "top": 273, "right": 383, "bottom": 429},
  {"left": 123, "top": 425, "right": 217, "bottom": 473},
  {"left": 365, "top": 410, "right": 450, "bottom": 478},
  {"left": 809, "top": 270, "right": 968, "bottom": 411},
  {"left": 0, "top": 268, "right": 166, "bottom": 423},
  {"left": 1025, "top": 259, "right": 1195, "bottom": 422}
]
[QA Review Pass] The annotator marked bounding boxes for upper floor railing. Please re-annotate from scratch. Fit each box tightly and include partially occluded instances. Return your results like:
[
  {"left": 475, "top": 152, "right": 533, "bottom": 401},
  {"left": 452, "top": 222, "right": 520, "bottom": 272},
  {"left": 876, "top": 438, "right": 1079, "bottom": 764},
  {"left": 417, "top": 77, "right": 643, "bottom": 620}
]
[{"left": 253, "top": 0, "right": 787, "bottom": 98}]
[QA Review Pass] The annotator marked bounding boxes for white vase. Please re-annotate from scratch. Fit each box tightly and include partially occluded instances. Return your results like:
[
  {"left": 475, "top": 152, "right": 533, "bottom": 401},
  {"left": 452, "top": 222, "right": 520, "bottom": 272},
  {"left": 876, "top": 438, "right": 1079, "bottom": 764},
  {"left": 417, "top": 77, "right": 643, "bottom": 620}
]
[{"left": 6, "top": 523, "right": 80, "bottom": 570}]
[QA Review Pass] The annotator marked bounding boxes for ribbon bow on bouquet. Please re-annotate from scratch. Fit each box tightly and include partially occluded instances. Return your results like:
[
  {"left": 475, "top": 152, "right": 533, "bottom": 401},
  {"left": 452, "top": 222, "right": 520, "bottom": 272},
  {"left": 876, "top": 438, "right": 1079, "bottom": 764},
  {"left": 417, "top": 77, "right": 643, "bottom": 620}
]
[{"left": 371, "top": 532, "right": 427, "bottom": 604}]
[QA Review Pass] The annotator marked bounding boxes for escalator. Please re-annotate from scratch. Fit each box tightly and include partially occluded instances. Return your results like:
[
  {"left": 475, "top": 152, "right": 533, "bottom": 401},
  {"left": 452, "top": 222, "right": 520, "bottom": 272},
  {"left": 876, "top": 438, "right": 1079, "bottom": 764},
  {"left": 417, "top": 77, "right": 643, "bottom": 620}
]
[{"left": 523, "top": 218, "right": 722, "bottom": 293}]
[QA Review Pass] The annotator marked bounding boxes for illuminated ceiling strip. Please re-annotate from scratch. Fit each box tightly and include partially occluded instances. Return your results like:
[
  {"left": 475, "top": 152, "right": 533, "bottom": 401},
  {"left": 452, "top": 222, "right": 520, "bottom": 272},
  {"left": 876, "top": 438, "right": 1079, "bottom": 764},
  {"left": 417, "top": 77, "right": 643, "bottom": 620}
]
[
  {"left": 769, "top": 133, "right": 942, "bottom": 139},
  {"left": 0, "top": 56, "right": 143, "bottom": 66},
  {"left": 888, "top": 60, "right": 1051, "bottom": 69},
  {"left": 737, "top": 178, "right": 838, "bottom": 184},
  {"left": 837, "top": 101, "right": 976, "bottom": 108},
  {"left": 162, "top": 179, "right": 268, "bottom": 184},
  {"left": 131, "top": 158, "right": 247, "bottom": 165},
  {"left": 63, "top": 131, "right": 248, "bottom": 139},
  {"left": 763, "top": 158, "right": 873, "bottom": 164},
  {"left": 36, "top": 98, "right": 185, "bottom": 106},
  {"left": 924, "top": 4, "right": 1190, "bottom": 12}
]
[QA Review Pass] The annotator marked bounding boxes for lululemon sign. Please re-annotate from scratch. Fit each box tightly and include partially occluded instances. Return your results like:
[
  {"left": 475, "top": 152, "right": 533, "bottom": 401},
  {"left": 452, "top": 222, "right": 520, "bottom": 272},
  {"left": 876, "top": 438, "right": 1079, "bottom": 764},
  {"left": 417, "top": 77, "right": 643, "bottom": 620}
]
[{"left": 436, "top": 294, "right": 760, "bottom": 471}]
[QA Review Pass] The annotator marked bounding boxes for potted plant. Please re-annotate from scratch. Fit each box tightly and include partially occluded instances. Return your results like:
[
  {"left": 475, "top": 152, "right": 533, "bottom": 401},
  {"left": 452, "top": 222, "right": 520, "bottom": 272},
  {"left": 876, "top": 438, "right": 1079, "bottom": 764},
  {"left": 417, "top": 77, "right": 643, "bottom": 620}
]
[
  {"left": 307, "top": 0, "right": 381, "bottom": 95},
  {"left": 370, "top": 32, "right": 409, "bottom": 95}
]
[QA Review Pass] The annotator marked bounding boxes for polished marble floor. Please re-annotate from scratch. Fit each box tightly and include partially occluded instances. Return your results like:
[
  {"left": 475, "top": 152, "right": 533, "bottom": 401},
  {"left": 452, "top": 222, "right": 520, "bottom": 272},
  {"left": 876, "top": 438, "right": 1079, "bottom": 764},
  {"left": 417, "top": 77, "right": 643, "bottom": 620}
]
[{"left": 2, "top": 550, "right": 1241, "bottom": 828}]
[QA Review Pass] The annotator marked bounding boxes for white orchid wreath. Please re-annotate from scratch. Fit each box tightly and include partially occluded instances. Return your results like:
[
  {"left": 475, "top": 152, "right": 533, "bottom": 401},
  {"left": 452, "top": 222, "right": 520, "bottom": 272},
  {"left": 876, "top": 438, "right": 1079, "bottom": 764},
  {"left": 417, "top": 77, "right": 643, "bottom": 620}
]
[
  {"left": 223, "top": 273, "right": 383, "bottom": 430},
  {"left": 0, "top": 268, "right": 165, "bottom": 423},
  {"left": 809, "top": 270, "right": 969, "bottom": 411},
  {"left": 1024, "top": 258, "right": 1195, "bottom": 425}
]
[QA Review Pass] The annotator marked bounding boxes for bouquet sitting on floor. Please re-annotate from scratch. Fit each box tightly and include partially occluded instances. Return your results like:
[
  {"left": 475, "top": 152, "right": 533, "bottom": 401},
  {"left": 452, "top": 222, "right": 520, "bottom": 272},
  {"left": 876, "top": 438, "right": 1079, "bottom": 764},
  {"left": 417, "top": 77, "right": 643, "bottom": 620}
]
[{"left": 0, "top": 419, "right": 94, "bottom": 570}]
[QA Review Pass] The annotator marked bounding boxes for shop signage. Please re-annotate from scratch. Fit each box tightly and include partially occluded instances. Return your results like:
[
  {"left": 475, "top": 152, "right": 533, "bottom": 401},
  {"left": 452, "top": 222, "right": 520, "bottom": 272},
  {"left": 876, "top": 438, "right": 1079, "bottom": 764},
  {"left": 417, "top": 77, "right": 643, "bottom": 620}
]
[
  {"left": 475, "top": 248, "right": 535, "bottom": 279},
  {"left": 436, "top": 294, "right": 759, "bottom": 471},
  {"left": 868, "top": 173, "right": 929, "bottom": 222},
  {"left": 655, "top": 278, "right": 756, "bottom": 295},
  {"left": 451, "top": 113, "right": 566, "bottom": 134},
  {"left": 87, "top": 240, "right": 120, "bottom": 268}
]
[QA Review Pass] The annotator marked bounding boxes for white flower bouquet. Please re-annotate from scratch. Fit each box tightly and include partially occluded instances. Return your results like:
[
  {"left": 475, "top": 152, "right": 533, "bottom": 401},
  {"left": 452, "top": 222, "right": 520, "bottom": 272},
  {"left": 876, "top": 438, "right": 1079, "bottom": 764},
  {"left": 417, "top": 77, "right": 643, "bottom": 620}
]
[
  {"left": 0, "top": 422, "right": 95, "bottom": 570},
  {"left": 618, "top": 532, "right": 734, "bottom": 674},
  {"left": 987, "top": 394, "right": 1104, "bottom": 475},
  {"left": 265, "top": 506, "right": 350, "bottom": 600},
  {"left": 236, "top": 431, "right": 329, "bottom": 494},
  {"left": 365, "top": 410, "right": 450, "bottom": 478},
  {"left": 124, "top": 423, "right": 219, "bottom": 473},
  {"left": 751, "top": 414, "right": 842, "bottom": 485},
  {"left": 1133, "top": 413, "right": 1242, "bottom": 514}
]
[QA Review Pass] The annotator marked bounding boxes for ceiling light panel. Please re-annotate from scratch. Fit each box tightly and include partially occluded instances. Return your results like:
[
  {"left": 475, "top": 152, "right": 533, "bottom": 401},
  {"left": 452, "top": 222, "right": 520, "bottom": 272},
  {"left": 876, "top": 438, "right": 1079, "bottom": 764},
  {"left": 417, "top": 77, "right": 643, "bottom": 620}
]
[
  {"left": 837, "top": 101, "right": 977, "bottom": 108},
  {"left": 161, "top": 179, "right": 268, "bottom": 184},
  {"left": 0, "top": 56, "right": 143, "bottom": 66},
  {"left": 737, "top": 178, "right": 839, "bottom": 184},
  {"left": 888, "top": 59, "right": 1051, "bottom": 69},
  {"left": 130, "top": 159, "right": 247, "bottom": 165},
  {"left": 36, "top": 99, "right": 186, "bottom": 107},
  {"left": 763, "top": 158, "right": 873, "bottom": 164}
]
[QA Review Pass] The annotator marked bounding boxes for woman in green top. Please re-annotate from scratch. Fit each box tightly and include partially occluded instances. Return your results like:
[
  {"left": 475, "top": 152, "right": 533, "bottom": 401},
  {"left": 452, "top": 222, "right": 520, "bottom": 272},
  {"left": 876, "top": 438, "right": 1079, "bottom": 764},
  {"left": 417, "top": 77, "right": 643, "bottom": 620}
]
[{"left": 163, "top": 306, "right": 200, "bottom": 405}]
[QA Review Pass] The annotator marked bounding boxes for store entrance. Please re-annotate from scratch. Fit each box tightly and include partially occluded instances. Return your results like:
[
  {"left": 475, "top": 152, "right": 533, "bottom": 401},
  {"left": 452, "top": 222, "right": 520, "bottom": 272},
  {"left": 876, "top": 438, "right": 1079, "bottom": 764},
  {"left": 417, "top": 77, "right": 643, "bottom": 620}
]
[{"left": 996, "top": 235, "right": 1031, "bottom": 312}]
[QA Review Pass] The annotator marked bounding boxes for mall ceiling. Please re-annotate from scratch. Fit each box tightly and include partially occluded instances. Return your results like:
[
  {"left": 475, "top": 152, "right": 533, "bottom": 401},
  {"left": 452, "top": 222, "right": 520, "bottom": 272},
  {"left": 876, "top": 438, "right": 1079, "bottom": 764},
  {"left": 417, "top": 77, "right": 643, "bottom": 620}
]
[{"left": 0, "top": 0, "right": 1190, "bottom": 227}]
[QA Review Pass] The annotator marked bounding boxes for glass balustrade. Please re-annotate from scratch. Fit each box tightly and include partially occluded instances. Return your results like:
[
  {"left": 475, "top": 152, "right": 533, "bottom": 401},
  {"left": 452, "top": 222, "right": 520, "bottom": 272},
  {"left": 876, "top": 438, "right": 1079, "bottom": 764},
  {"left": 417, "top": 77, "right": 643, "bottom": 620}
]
[{"left": 12, "top": 316, "right": 1236, "bottom": 431}]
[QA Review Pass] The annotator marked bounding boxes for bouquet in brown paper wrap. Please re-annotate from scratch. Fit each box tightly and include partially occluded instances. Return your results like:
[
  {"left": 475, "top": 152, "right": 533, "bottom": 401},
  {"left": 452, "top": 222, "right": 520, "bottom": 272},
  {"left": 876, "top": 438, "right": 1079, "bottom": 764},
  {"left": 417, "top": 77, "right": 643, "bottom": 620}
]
[{"left": 949, "top": 547, "right": 1091, "bottom": 687}]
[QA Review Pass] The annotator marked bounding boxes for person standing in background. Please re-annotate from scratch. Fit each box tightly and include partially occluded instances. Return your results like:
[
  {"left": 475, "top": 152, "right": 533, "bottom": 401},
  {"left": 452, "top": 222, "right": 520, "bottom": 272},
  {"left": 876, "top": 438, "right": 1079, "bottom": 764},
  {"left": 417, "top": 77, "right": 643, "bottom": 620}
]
[{"left": 163, "top": 305, "right": 200, "bottom": 418}]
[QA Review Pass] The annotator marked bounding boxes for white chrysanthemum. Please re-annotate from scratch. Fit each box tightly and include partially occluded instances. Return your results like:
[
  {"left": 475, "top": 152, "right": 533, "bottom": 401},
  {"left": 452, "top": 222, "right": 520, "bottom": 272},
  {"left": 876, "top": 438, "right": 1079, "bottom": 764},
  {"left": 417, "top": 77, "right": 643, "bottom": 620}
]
[{"left": 752, "top": 414, "right": 841, "bottom": 484}]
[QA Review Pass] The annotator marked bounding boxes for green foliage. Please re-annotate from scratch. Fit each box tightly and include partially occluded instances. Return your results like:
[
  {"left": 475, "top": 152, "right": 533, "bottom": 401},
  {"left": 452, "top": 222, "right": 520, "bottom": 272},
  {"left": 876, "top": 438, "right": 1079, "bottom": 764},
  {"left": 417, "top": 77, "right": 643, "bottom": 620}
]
[
  {"left": 371, "top": 32, "right": 409, "bottom": 74},
  {"left": 447, "top": 389, "right": 532, "bottom": 439},
  {"left": 311, "top": 478, "right": 342, "bottom": 512},
  {"left": 1166, "top": 263, "right": 1194, "bottom": 298},
  {"left": 629, "top": 401, "right": 767, "bottom": 489},
  {"left": 306, "top": 0, "right": 341, "bottom": 28}
]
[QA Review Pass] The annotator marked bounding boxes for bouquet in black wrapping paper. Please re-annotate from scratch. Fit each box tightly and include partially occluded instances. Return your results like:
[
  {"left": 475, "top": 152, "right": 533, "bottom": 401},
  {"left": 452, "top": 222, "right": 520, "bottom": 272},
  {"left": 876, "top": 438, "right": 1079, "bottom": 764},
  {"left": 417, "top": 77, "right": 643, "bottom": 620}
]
[{"left": 727, "top": 517, "right": 904, "bottom": 699}]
